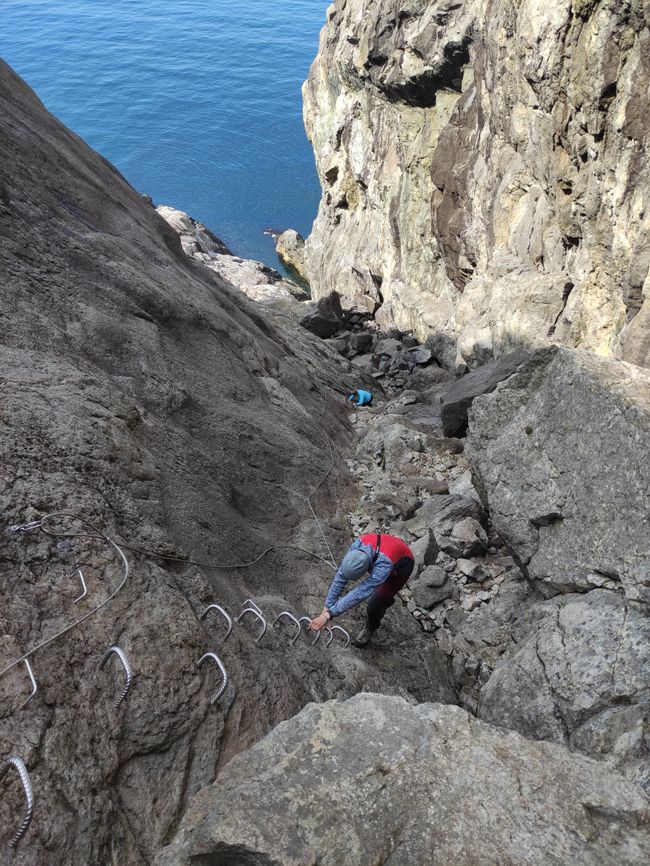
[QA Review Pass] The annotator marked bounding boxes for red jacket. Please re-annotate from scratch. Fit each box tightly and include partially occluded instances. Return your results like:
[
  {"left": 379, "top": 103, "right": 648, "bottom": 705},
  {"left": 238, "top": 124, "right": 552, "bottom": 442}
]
[{"left": 359, "top": 532, "right": 413, "bottom": 564}]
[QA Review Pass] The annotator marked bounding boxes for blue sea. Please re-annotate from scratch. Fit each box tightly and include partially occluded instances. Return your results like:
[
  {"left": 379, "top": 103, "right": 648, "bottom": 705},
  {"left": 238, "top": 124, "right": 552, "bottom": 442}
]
[{"left": 1, "top": 0, "right": 327, "bottom": 269}]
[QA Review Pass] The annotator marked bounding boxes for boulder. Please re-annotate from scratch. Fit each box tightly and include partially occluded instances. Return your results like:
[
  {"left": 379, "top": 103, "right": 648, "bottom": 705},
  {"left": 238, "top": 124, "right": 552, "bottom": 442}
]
[
  {"left": 405, "top": 494, "right": 484, "bottom": 540},
  {"left": 410, "top": 566, "right": 453, "bottom": 608},
  {"left": 479, "top": 590, "right": 650, "bottom": 790},
  {"left": 327, "top": 336, "right": 349, "bottom": 355},
  {"left": 404, "top": 345, "right": 433, "bottom": 366},
  {"left": 466, "top": 348, "right": 650, "bottom": 603},
  {"left": 300, "top": 291, "right": 345, "bottom": 338},
  {"left": 154, "top": 695, "right": 650, "bottom": 866},
  {"left": 409, "top": 529, "right": 439, "bottom": 577},
  {"left": 439, "top": 349, "right": 531, "bottom": 437},
  {"left": 275, "top": 228, "right": 309, "bottom": 284},
  {"left": 440, "top": 516, "right": 488, "bottom": 558},
  {"left": 347, "top": 331, "right": 374, "bottom": 355},
  {"left": 374, "top": 337, "right": 403, "bottom": 357}
]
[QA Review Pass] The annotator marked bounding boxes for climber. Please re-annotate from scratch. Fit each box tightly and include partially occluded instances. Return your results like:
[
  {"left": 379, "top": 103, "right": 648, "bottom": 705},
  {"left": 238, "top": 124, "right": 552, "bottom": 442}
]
[
  {"left": 348, "top": 388, "right": 373, "bottom": 407},
  {"left": 309, "top": 532, "right": 414, "bottom": 647}
]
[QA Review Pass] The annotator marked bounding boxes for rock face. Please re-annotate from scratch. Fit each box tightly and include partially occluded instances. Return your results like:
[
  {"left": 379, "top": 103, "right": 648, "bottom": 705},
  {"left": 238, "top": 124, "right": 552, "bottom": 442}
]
[
  {"left": 156, "top": 205, "right": 308, "bottom": 304},
  {"left": 439, "top": 348, "right": 531, "bottom": 436},
  {"left": 0, "top": 60, "right": 454, "bottom": 864},
  {"left": 155, "top": 694, "right": 650, "bottom": 866},
  {"left": 479, "top": 590, "right": 650, "bottom": 790},
  {"left": 303, "top": 0, "right": 650, "bottom": 368},
  {"left": 466, "top": 347, "right": 650, "bottom": 603},
  {"left": 274, "top": 228, "right": 310, "bottom": 285},
  {"left": 466, "top": 347, "right": 650, "bottom": 787}
]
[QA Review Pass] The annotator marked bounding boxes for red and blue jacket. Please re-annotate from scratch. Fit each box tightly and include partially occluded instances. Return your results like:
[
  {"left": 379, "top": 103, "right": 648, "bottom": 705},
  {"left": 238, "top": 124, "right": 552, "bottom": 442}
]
[{"left": 326, "top": 533, "right": 414, "bottom": 617}]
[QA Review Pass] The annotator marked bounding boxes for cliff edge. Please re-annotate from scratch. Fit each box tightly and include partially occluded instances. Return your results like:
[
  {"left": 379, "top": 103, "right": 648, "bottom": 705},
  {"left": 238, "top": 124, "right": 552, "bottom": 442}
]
[{"left": 303, "top": 0, "right": 649, "bottom": 368}]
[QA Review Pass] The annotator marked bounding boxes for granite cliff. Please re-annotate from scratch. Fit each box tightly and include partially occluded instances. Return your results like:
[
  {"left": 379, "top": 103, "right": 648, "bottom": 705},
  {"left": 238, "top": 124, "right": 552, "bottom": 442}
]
[
  {"left": 303, "top": 0, "right": 650, "bottom": 368},
  {"left": 0, "top": 59, "right": 453, "bottom": 864},
  {"left": 2, "top": 1, "right": 650, "bottom": 859}
]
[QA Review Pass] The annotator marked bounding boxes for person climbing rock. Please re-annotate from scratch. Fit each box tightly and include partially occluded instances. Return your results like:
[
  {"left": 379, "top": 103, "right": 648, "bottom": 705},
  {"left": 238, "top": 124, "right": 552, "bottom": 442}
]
[
  {"left": 309, "top": 532, "right": 414, "bottom": 647},
  {"left": 348, "top": 389, "right": 373, "bottom": 407}
]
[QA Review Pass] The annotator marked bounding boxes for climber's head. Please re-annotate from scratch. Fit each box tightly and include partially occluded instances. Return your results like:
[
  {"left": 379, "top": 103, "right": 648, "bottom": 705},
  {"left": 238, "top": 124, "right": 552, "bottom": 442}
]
[{"left": 340, "top": 549, "right": 371, "bottom": 581}]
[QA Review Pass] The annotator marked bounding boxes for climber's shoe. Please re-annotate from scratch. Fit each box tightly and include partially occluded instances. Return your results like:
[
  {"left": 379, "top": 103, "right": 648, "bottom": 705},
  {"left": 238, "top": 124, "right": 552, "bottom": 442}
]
[{"left": 352, "top": 626, "right": 373, "bottom": 648}]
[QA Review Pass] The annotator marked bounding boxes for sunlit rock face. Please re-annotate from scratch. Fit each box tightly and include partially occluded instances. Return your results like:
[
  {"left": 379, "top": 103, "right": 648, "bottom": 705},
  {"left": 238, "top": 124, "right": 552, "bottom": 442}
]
[{"left": 303, "top": 0, "right": 649, "bottom": 368}]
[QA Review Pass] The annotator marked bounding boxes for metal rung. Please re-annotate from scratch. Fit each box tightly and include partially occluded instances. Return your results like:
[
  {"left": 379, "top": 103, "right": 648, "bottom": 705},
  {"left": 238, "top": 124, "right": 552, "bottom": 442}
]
[
  {"left": 71, "top": 568, "right": 87, "bottom": 604},
  {"left": 99, "top": 645, "right": 133, "bottom": 708},
  {"left": 12, "top": 660, "right": 38, "bottom": 710},
  {"left": 200, "top": 604, "right": 233, "bottom": 641},
  {"left": 198, "top": 652, "right": 228, "bottom": 704},
  {"left": 241, "top": 598, "right": 263, "bottom": 616},
  {"left": 272, "top": 611, "right": 302, "bottom": 645},
  {"left": 297, "top": 616, "right": 321, "bottom": 645},
  {"left": 0, "top": 756, "right": 34, "bottom": 848},
  {"left": 323, "top": 624, "right": 351, "bottom": 648},
  {"left": 236, "top": 607, "right": 267, "bottom": 642}
]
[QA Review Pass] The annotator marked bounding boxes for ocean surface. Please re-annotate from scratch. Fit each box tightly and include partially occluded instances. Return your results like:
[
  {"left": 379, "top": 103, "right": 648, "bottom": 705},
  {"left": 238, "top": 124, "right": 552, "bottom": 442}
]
[{"left": 1, "top": 0, "right": 327, "bottom": 269}]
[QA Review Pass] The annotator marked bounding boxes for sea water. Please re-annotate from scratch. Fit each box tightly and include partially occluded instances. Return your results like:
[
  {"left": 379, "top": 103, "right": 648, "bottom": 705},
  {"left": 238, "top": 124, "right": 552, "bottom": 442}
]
[{"left": 1, "top": 0, "right": 327, "bottom": 269}]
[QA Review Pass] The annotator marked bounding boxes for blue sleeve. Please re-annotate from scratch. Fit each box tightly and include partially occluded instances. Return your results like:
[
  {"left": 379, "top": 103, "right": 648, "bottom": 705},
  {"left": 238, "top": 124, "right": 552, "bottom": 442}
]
[
  {"left": 325, "top": 539, "right": 362, "bottom": 610},
  {"left": 328, "top": 553, "right": 394, "bottom": 617}
]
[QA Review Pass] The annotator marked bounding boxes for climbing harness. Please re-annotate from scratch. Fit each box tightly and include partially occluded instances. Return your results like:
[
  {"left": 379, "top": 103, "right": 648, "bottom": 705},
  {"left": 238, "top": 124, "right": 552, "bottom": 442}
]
[
  {"left": 0, "top": 757, "right": 34, "bottom": 848},
  {"left": 99, "top": 645, "right": 133, "bottom": 708}
]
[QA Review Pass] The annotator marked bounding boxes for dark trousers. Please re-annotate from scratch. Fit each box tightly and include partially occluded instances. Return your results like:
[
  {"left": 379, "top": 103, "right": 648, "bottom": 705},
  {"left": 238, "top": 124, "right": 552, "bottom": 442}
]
[{"left": 366, "top": 556, "right": 414, "bottom": 632}]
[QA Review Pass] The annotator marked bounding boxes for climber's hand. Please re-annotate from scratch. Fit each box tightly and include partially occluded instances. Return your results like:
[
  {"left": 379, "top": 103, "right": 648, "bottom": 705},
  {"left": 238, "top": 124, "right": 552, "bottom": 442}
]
[{"left": 309, "top": 612, "right": 330, "bottom": 631}]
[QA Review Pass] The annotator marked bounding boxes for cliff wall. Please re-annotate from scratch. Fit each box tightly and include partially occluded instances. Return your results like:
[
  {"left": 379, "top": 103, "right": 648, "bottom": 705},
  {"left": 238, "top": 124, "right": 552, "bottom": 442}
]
[
  {"left": 0, "top": 60, "right": 453, "bottom": 864},
  {"left": 303, "top": 0, "right": 649, "bottom": 368}
]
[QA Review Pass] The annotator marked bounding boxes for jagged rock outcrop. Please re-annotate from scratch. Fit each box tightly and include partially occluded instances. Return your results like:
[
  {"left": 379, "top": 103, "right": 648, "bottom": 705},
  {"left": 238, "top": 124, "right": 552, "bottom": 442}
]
[
  {"left": 275, "top": 228, "right": 310, "bottom": 285},
  {"left": 0, "top": 60, "right": 454, "bottom": 864},
  {"left": 465, "top": 347, "right": 650, "bottom": 786},
  {"left": 155, "top": 694, "right": 650, "bottom": 866},
  {"left": 479, "top": 590, "right": 650, "bottom": 790},
  {"left": 156, "top": 205, "right": 308, "bottom": 304},
  {"left": 466, "top": 347, "right": 650, "bottom": 604},
  {"left": 303, "top": 0, "right": 650, "bottom": 368}
]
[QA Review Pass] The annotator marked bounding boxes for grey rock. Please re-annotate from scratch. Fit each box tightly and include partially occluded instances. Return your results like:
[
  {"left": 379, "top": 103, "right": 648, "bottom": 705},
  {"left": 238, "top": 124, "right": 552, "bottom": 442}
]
[
  {"left": 303, "top": 0, "right": 650, "bottom": 370},
  {"left": 447, "top": 468, "right": 481, "bottom": 501},
  {"left": 440, "top": 349, "right": 531, "bottom": 437},
  {"left": 300, "top": 291, "right": 345, "bottom": 338},
  {"left": 350, "top": 351, "right": 376, "bottom": 373},
  {"left": 479, "top": 590, "right": 650, "bottom": 789},
  {"left": 405, "top": 345, "right": 433, "bottom": 366},
  {"left": 441, "top": 516, "right": 488, "bottom": 558},
  {"left": 409, "top": 530, "right": 439, "bottom": 578},
  {"left": 410, "top": 567, "right": 452, "bottom": 609},
  {"left": 467, "top": 348, "right": 650, "bottom": 603},
  {"left": 419, "top": 564, "right": 448, "bottom": 589},
  {"left": 327, "top": 336, "right": 350, "bottom": 355},
  {"left": 405, "top": 494, "right": 484, "bottom": 540},
  {"left": 456, "top": 558, "right": 483, "bottom": 580},
  {"left": 0, "top": 59, "right": 454, "bottom": 865},
  {"left": 275, "top": 228, "right": 309, "bottom": 285},
  {"left": 347, "top": 331, "right": 374, "bottom": 355},
  {"left": 158, "top": 205, "right": 309, "bottom": 304},
  {"left": 374, "top": 337, "right": 403, "bottom": 357},
  {"left": 154, "top": 695, "right": 650, "bottom": 866}
]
